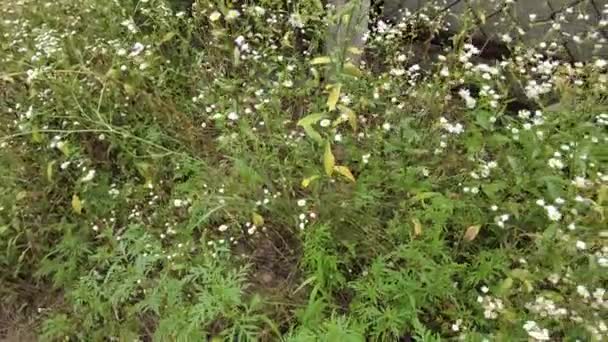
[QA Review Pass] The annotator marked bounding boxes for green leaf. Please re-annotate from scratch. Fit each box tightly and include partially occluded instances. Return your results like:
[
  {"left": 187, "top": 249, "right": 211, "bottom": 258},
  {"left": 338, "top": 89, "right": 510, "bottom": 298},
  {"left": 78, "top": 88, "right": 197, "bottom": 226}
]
[
  {"left": 297, "top": 113, "right": 326, "bottom": 127},
  {"left": 324, "top": 142, "right": 335, "bottom": 176},
  {"left": 302, "top": 124, "right": 324, "bottom": 145},
  {"left": 326, "top": 84, "right": 341, "bottom": 111},
  {"left": 310, "top": 56, "right": 332, "bottom": 65}
]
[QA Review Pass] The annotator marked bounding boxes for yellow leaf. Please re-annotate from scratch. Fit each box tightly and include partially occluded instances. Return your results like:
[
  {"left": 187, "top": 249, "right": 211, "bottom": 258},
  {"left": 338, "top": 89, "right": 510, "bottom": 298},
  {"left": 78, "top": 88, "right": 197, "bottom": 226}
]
[
  {"left": 47, "top": 160, "right": 56, "bottom": 182},
  {"left": 323, "top": 142, "right": 335, "bottom": 176},
  {"left": 72, "top": 194, "right": 82, "bottom": 214},
  {"left": 252, "top": 213, "right": 264, "bottom": 226},
  {"left": 463, "top": 225, "right": 481, "bottom": 242},
  {"left": 412, "top": 218, "right": 423, "bottom": 237},
  {"left": 347, "top": 46, "right": 363, "bottom": 55},
  {"left": 337, "top": 105, "right": 357, "bottom": 132},
  {"left": 326, "top": 83, "right": 341, "bottom": 111},
  {"left": 301, "top": 175, "right": 320, "bottom": 188},
  {"left": 160, "top": 31, "right": 176, "bottom": 43},
  {"left": 343, "top": 62, "right": 362, "bottom": 77},
  {"left": 310, "top": 56, "right": 332, "bottom": 65},
  {"left": 333, "top": 165, "right": 355, "bottom": 182}
]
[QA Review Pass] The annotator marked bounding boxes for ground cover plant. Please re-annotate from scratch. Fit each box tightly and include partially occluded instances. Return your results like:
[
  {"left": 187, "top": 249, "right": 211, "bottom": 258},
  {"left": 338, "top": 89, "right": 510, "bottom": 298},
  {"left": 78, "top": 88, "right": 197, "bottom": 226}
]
[{"left": 0, "top": 0, "right": 607, "bottom": 340}]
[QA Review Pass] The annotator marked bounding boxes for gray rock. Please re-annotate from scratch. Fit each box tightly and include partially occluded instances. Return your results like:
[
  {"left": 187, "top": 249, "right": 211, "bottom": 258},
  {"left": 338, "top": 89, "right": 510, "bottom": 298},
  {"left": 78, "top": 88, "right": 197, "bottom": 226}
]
[{"left": 382, "top": 0, "right": 608, "bottom": 60}]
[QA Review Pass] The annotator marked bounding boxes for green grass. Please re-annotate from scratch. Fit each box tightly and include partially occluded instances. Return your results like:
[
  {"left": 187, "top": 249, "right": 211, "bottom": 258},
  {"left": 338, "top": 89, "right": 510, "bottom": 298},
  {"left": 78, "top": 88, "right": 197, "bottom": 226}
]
[{"left": 1, "top": 0, "right": 607, "bottom": 341}]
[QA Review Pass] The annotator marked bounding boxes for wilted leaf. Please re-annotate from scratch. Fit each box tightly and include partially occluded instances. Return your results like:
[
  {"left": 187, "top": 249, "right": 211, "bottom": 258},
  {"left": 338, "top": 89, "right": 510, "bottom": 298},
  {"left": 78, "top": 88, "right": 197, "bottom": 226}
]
[
  {"left": 72, "top": 194, "right": 82, "bottom": 214},
  {"left": 463, "top": 225, "right": 481, "bottom": 242},
  {"left": 412, "top": 218, "right": 422, "bottom": 237},
  {"left": 337, "top": 105, "right": 357, "bottom": 132},
  {"left": 310, "top": 56, "right": 331, "bottom": 65},
  {"left": 333, "top": 165, "right": 355, "bottom": 182},
  {"left": 252, "top": 213, "right": 264, "bottom": 226},
  {"left": 326, "top": 83, "right": 341, "bottom": 111},
  {"left": 301, "top": 175, "right": 320, "bottom": 188},
  {"left": 323, "top": 142, "right": 335, "bottom": 176}
]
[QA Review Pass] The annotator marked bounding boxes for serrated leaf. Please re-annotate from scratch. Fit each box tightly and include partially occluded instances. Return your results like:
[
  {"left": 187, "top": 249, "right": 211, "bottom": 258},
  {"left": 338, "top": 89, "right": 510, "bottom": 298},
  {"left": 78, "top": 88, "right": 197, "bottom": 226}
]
[
  {"left": 337, "top": 105, "right": 357, "bottom": 132},
  {"left": 72, "top": 194, "right": 82, "bottom": 214},
  {"left": 252, "top": 213, "right": 264, "bottom": 226},
  {"left": 411, "top": 218, "right": 422, "bottom": 237},
  {"left": 326, "top": 84, "right": 341, "bottom": 111},
  {"left": 323, "top": 142, "right": 335, "bottom": 176},
  {"left": 463, "top": 225, "right": 481, "bottom": 242},
  {"left": 302, "top": 124, "right": 324, "bottom": 145},
  {"left": 301, "top": 175, "right": 320, "bottom": 188},
  {"left": 47, "top": 160, "right": 56, "bottom": 182},
  {"left": 310, "top": 56, "right": 331, "bottom": 65},
  {"left": 342, "top": 62, "right": 362, "bottom": 77},
  {"left": 333, "top": 165, "right": 355, "bottom": 182},
  {"left": 297, "top": 113, "right": 326, "bottom": 127}
]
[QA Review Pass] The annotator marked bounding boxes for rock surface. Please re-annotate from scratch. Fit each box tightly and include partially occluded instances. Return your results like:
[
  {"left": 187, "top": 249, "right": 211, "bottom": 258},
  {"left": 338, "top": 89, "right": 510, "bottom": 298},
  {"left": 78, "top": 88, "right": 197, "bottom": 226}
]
[{"left": 383, "top": 0, "right": 608, "bottom": 60}]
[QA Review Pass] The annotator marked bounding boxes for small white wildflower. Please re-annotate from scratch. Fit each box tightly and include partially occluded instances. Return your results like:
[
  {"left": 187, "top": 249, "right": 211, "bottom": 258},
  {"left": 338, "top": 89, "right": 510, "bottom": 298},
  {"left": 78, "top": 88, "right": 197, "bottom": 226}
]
[
  {"left": 319, "top": 119, "right": 331, "bottom": 127},
  {"left": 227, "top": 112, "right": 239, "bottom": 121},
  {"left": 225, "top": 10, "right": 240, "bottom": 20},
  {"left": 544, "top": 205, "right": 562, "bottom": 221},
  {"left": 81, "top": 169, "right": 96, "bottom": 182},
  {"left": 297, "top": 199, "right": 307, "bottom": 207},
  {"left": 173, "top": 199, "right": 186, "bottom": 208},
  {"left": 577, "top": 285, "right": 590, "bottom": 298},
  {"left": 576, "top": 240, "right": 587, "bottom": 250},
  {"left": 555, "top": 197, "right": 565, "bottom": 205},
  {"left": 548, "top": 158, "right": 564, "bottom": 170},
  {"left": 490, "top": 205, "right": 498, "bottom": 211},
  {"left": 218, "top": 224, "right": 228, "bottom": 232},
  {"left": 458, "top": 89, "right": 477, "bottom": 109},
  {"left": 334, "top": 134, "right": 342, "bottom": 142},
  {"left": 382, "top": 122, "right": 391, "bottom": 131},
  {"left": 129, "top": 42, "right": 145, "bottom": 57},
  {"left": 209, "top": 11, "right": 221, "bottom": 21}
]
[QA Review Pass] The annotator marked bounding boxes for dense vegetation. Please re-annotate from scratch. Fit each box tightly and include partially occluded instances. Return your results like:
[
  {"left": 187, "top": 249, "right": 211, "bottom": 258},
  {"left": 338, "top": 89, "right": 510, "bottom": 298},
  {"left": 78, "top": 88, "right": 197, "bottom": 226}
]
[{"left": 1, "top": 0, "right": 606, "bottom": 340}]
